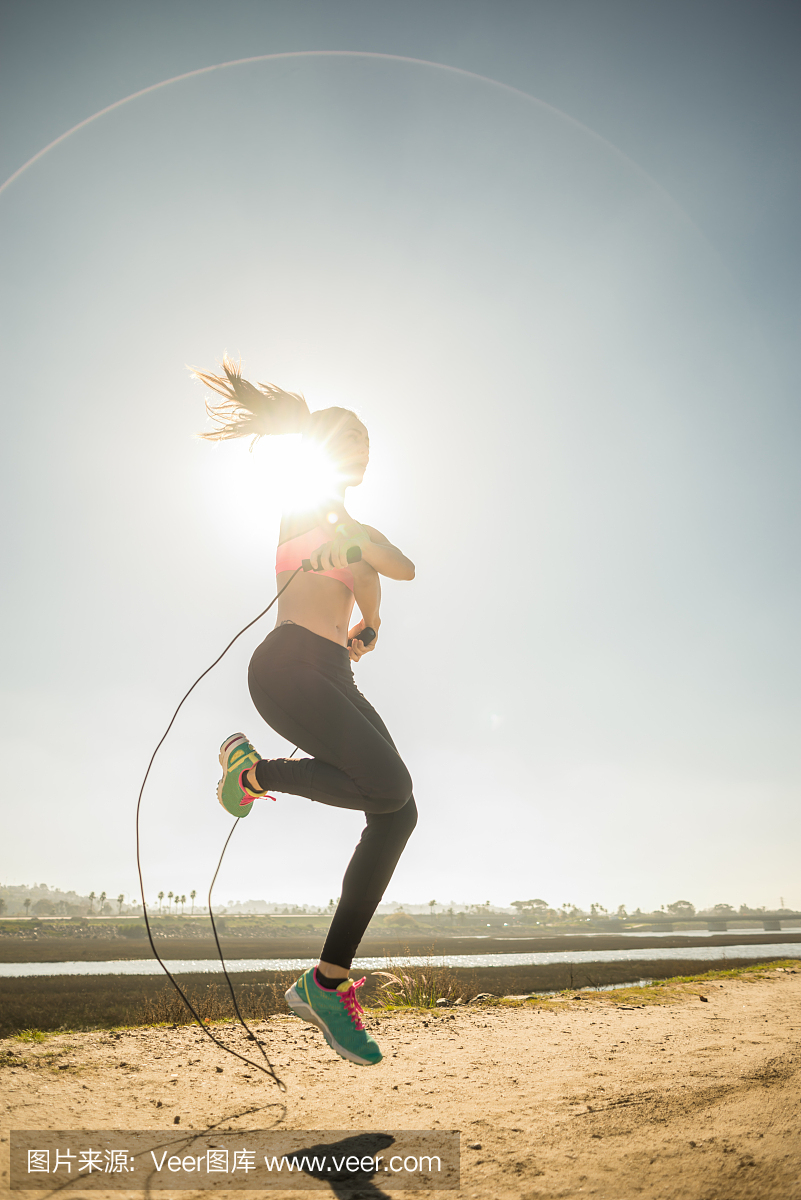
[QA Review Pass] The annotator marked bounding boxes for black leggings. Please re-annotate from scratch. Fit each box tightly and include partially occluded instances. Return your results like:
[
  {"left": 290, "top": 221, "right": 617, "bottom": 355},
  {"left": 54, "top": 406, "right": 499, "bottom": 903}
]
[{"left": 247, "top": 623, "right": 418, "bottom": 969}]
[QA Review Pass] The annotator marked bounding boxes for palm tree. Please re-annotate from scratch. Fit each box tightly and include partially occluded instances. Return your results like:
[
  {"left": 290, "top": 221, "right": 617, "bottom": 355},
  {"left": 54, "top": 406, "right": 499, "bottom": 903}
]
[
  {"left": 157, "top": 891, "right": 164, "bottom": 913},
  {"left": 88, "top": 891, "right": 96, "bottom": 913},
  {"left": 117, "top": 893, "right": 125, "bottom": 914},
  {"left": 167, "top": 891, "right": 173, "bottom": 913},
  {"left": 190, "top": 890, "right": 197, "bottom": 915},
  {"left": 23, "top": 897, "right": 31, "bottom": 917},
  {"left": 428, "top": 899, "right": 437, "bottom": 923},
  {"left": 180, "top": 894, "right": 186, "bottom": 914},
  {"left": 99, "top": 891, "right": 107, "bottom": 915}
]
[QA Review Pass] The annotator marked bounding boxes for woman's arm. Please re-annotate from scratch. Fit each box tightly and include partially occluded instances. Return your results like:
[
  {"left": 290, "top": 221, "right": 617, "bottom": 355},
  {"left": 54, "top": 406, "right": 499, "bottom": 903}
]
[
  {"left": 349, "top": 561, "right": 381, "bottom": 662},
  {"left": 308, "top": 523, "right": 414, "bottom": 580},
  {"left": 359, "top": 525, "right": 415, "bottom": 581},
  {"left": 351, "top": 560, "right": 382, "bottom": 629},
  {"left": 316, "top": 522, "right": 414, "bottom": 581}
]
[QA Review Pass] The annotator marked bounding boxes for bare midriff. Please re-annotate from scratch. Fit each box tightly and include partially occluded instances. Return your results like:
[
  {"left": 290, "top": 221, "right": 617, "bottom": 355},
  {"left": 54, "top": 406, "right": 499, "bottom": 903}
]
[{"left": 275, "top": 571, "right": 355, "bottom": 647}]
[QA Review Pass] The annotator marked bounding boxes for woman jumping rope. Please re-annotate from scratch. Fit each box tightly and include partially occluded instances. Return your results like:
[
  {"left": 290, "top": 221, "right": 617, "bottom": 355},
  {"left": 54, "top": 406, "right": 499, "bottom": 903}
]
[{"left": 194, "top": 356, "right": 417, "bottom": 1067}]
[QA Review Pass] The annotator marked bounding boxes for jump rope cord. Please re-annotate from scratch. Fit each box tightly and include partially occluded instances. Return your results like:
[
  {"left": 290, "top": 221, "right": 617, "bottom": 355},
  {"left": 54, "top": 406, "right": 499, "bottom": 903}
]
[
  {"left": 205, "top": 743, "right": 298, "bottom": 1079},
  {"left": 135, "top": 566, "right": 303, "bottom": 1092}
]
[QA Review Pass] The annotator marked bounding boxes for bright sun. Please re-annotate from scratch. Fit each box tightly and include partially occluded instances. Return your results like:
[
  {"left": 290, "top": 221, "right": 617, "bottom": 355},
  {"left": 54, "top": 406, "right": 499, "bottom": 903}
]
[{"left": 267, "top": 436, "right": 345, "bottom": 513}]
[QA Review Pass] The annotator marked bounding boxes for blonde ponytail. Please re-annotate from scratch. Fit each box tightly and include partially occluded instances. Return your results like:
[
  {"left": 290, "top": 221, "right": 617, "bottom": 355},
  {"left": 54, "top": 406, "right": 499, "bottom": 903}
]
[{"left": 191, "top": 355, "right": 310, "bottom": 446}]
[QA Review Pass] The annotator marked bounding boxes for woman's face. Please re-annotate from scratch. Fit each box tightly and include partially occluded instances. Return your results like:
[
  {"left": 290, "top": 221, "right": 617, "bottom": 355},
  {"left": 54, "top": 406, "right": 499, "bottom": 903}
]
[{"left": 330, "top": 417, "right": 370, "bottom": 485}]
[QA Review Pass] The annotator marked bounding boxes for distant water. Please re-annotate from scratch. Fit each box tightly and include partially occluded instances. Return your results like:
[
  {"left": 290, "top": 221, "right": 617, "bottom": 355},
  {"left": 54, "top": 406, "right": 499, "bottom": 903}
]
[
  {"left": 2, "top": 942, "right": 799, "bottom": 978},
  {"left": 516, "top": 926, "right": 801, "bottom": 938}
]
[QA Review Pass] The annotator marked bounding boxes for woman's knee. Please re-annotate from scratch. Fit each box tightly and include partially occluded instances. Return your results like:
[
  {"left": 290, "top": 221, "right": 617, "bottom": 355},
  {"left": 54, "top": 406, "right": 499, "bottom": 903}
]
[
  {"left": 387, "top": 762, "right": 414, "bottom": 809},
  {"left": 397, "top": 795, "right": 418, "bottom": 835},
  {"left": 366, "top": 763, "right": 414, "bottom": 813},
  {"left": 364, "top": 794, "right": 418, "bottom": 835}
]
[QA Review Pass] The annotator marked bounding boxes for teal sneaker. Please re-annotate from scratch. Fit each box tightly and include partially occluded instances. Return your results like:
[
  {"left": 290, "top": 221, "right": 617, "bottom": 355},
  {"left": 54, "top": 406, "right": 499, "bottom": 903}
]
[
  {"left": 217, "top": 733, "right": 263, "bottom": 817},
  {"left": 285, "top": 968, "right": 382, "bottom": 1065}
]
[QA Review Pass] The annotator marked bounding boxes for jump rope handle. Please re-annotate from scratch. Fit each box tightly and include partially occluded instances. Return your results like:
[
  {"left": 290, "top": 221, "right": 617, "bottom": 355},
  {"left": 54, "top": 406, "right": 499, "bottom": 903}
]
[
  {"left": 302, "top": 544, "right": 363, "bottom": 572},
  {"left": 300, "top": 546, "right": 376, "bottom": 647},
  {"left": 348, "top": 626, "right": 376, "bottom": 647}
]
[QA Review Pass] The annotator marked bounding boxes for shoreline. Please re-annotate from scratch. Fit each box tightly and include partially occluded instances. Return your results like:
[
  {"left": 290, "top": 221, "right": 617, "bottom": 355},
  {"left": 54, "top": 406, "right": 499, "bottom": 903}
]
[
  {"left": 1, "top": 956, "right": 799, "bottom": 1037},
  {"left": 2, "top": 928, "right": 799, "bottom": 963}
]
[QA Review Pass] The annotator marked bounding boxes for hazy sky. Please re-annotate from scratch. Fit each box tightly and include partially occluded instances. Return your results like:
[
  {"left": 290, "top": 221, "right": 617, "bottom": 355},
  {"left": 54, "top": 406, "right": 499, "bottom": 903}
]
[{"left": 1, "top": 1, "right": 799, "bottom": 914}]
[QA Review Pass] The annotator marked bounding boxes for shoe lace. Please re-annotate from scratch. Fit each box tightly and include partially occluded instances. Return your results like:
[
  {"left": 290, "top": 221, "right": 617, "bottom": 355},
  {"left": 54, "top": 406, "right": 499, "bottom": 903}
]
[
  {"left": 337, "top": 977, "right": 367, "bottom": 1030},
  {"left": 237, "top": 769, "right": 276, "bottom": 805}
]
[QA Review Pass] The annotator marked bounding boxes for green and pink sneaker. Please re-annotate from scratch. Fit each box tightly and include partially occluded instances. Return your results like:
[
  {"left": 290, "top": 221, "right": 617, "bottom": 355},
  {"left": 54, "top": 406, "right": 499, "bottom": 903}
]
[
  {"left": 217, "top": 733, "right": 270, "bottom": 817},
  {"left": 285, "top": 967, "right": 383, "bottom": 1066}
]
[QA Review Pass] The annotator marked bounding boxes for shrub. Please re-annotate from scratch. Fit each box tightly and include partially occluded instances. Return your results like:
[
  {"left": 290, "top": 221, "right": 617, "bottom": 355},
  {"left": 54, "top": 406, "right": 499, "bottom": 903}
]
[
  {"left": 384, "top": 912, "right": 418, "bottom": 928},
  {"left": 373, "top": 962, "right": 460, "bottom": 1008}
]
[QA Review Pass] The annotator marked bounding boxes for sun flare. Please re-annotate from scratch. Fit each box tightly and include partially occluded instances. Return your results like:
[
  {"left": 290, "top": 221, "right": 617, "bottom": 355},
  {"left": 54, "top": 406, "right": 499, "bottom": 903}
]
[{"left": 267, "top": 436, "right": 345, "bottom": 514}]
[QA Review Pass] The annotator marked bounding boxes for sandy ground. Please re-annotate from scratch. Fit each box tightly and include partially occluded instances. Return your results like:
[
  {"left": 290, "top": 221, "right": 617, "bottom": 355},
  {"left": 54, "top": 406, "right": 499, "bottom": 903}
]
[{"left": 2, "top": 968, "right": 800, "bottom": 1199}]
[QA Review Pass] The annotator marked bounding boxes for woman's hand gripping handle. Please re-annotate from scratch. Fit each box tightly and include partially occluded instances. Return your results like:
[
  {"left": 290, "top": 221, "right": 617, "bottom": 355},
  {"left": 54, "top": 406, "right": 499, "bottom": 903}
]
[
  {"left": 302, "top": 541, "right": 364, "bottom": 572},
  {"left": 301, "top": 527, "right": 369, "bottom": 574},
  {"left": 347, "top": 621, "right": 377, "bottom": 662},
  {"left": 303, "top": 523, "right": 414, "bottom": 583}
]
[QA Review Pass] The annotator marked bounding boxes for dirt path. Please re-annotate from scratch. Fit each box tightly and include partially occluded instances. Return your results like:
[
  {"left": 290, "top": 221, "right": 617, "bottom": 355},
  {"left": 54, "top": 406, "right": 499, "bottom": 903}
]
[{"left": 2, "top": 968, "right": 800, "bottom": 1198}]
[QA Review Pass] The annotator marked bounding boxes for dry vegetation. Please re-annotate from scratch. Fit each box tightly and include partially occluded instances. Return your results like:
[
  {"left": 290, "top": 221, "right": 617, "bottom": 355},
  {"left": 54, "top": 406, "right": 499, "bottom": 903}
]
[{"left": 2, "top": 958, "right": 798, "bottom": 1039}]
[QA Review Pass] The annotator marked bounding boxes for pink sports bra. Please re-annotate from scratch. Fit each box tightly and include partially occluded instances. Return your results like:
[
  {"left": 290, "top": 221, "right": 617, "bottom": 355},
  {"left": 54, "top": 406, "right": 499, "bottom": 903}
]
[{"left": 275, "top": 525, "right": 355, "bottom": 592}]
